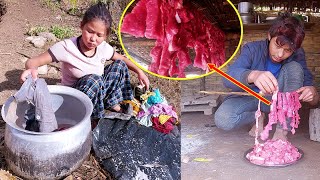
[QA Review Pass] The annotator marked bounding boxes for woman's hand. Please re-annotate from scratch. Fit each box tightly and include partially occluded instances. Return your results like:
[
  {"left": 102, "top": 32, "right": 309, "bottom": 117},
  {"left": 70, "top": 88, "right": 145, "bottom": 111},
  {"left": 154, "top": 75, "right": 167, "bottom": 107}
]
[
  {"left": 20, "top": 69, "right": 38, "bottom": 83},
  {"left": 248, "top": 70, "right": 278, "bottom": 94},
  {"left": 296, "top": 86, "right": 319, "bottom": 105},
  {"left": 137, "top": 71, "right": 150, "bottom": 90}
]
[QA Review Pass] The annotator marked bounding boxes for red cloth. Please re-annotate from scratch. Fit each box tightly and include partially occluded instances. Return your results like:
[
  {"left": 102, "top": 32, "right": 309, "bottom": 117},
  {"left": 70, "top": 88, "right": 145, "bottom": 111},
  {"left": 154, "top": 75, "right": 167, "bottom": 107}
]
[{"left": 151, "top": 116, "right": 176, "bottom": 134}]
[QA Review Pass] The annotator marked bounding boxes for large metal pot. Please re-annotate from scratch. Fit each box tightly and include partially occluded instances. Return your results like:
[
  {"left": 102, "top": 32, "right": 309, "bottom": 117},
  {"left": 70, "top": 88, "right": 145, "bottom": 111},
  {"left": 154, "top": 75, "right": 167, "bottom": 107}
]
[
  {"left": 238, "top": 2, "right": 253, "bottom": 14},
  {"left": 240, "top": 13, "right": 253, "bottom": 24},
  {"left": 1, "top": 85, "right": 93, "bottom": 179}
]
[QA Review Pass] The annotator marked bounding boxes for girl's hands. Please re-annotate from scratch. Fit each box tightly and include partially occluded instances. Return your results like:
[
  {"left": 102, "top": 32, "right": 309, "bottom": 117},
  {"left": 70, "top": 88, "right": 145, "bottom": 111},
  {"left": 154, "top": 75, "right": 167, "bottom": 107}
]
[
  {"left": 20, "top": 69, "right": 38, "bottom": 83},
  {"left": 137, "top": 71, "right": 150, "bottom": 90}
]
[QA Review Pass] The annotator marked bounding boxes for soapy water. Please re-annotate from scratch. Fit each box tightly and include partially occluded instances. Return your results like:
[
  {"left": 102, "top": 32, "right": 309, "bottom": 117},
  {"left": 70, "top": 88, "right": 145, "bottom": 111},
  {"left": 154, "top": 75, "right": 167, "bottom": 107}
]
[
  {"left": 19, "top": 117, "right": 77, "bottom": 133},
  {"left": 50, "top": 117, "right": 76, "bottom": 132}
]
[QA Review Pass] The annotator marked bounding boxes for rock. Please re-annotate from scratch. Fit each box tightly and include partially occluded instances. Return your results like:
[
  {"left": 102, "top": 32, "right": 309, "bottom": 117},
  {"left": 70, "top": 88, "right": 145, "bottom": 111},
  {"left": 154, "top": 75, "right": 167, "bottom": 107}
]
[
  {"left": 56, "top": 15, "right": 62, "bottom": 21},
  {"left": 31, "top": 36, "right": 47, "bottom": 48},
  {"left": 25, "top": 36, "right": 36, "bottom": 42},
  {"left": 63, "top": 175, "right": 73, "bottom": 180},
  {"left": 20, "top": 57, "right": 28, "bottom": 63},
  {"left": 48, "top": 66, "right": 58, "bottom": 74},
  {"left": 37, "top": 65, "right": 48, "bottom": 75},
  {"left": 38, "top": 32, "right": 57, "bottom": 42}
]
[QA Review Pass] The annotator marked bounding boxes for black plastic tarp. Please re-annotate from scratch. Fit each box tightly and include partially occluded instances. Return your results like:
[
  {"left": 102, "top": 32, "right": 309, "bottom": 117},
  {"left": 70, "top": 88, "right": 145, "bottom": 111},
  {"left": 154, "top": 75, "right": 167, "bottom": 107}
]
[{"left": 92, "top": 118, "right": 180, "bottom": 180}]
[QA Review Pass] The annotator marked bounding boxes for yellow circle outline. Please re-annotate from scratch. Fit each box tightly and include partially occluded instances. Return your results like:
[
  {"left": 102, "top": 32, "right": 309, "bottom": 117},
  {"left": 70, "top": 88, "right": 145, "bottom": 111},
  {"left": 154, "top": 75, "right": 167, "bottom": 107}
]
[{"left": 118, "top": 0, "right": 243, "bottom": 81}]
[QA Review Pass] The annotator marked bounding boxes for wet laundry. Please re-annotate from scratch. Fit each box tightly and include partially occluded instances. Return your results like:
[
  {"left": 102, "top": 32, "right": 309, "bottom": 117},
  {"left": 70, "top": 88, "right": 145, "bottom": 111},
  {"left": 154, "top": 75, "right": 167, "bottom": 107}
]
[{"left": 14, "top": 75, "right": 58, "bottom": 132}]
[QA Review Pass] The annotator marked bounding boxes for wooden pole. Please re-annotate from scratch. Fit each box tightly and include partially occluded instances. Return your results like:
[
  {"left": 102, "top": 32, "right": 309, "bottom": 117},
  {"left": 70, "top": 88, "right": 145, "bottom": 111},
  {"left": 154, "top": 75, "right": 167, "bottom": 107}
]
[{"left": 199, "top": 91, "right": 252, "bottom": 96}]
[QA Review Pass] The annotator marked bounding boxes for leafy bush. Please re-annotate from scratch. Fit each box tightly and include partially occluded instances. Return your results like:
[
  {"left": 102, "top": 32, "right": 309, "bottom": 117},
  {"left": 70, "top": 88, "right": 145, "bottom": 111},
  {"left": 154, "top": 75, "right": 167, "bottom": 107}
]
[
  {"left": 27, "top": 26, "right": 48, "bottom": 36},
  {"left": 27, "top": 25, "right": 76, "bottom": 40},
  {"left": 50, "top": 25, "right": 75, "bottom": 39}
]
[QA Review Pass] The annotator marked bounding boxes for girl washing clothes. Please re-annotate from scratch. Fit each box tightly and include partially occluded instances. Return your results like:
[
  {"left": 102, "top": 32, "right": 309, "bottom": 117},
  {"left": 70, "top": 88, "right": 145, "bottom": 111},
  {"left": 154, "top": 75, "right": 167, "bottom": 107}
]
[{"left": 20, "top": 2, "right": 150, "bottom": 119}]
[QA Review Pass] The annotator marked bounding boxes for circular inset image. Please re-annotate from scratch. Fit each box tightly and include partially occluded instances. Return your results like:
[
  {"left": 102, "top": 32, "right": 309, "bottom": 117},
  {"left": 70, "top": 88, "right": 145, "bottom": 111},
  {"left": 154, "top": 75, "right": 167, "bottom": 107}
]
[{"left": 119, "top": 0, "right": 243, "bottom": 80}]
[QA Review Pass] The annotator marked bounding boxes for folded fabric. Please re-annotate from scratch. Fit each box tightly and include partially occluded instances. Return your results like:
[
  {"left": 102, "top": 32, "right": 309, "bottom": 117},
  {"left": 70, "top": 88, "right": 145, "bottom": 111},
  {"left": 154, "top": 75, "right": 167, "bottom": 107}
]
[
  {"left": 151, "top": 116, "right": 176, "bottom": 134},
  {"left": 14, "top": 75, "right": 58, "bottom": 132},
  {"left": 147, "top": 89, "right": 163, "bottom": 105}
]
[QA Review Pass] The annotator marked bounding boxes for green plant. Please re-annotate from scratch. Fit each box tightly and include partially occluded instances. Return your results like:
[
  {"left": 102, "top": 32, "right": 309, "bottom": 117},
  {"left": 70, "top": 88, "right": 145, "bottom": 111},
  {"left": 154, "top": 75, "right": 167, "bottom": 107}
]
[
  {"left": 69, "top": 0, "right": 78, "bottom": 15},
  {"left": 40, "top": 0, "right": 60, "bottom": 11},
  {"left": 27, "top": 26, "right": 48, "bottom": 36},
  {"left": 50, "top": 25, "right": 75, "bottom": 39},
  {"left": 27, "top": 25, "right": 76, "bottom": 39}
]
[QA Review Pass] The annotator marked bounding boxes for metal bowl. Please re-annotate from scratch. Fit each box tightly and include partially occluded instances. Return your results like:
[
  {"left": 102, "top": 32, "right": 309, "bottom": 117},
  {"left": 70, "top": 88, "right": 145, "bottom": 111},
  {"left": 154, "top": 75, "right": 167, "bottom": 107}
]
[
  {"left": 244, "top": 147, "right": 304, "bottom": 167},
  {"left": 1, "top": 85, "right": 93, "bottom": 179}
]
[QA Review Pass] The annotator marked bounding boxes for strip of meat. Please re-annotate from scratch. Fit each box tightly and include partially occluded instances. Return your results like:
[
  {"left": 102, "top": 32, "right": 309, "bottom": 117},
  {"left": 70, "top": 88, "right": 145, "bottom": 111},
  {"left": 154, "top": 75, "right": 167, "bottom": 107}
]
[
  {"left": 177, "top": 49, "right": 192, "bottom": 77},
  {"left": 145, "top": 0, "right": 163, "bottom": 39},
  {"left": 121, "top": 0, "right": 147, "bottom": 38},
  {"left": 255, "top": 100, "right": 261, "bottom": 145},
  {"left": 122, "top": 0, "right": 225, "bottom": 77},
  {"left": 149, "top": 45, "right": 163, "bottom": 73},
  {"left": 260, "top": 91, "right": 301, "bottom": 140},
  {"left": 168, "top": 52, "right": 179, "bottom": 77}
]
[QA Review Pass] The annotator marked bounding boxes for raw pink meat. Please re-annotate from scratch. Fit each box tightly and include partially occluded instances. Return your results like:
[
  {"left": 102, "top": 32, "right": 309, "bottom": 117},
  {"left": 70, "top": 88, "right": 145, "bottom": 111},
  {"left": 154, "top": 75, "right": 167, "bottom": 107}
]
[
  {"left": 121, "top": 0, "right": 147, "bottom": 38},
  {"left": 246, "top": 139, "right": 301, "bottom": 166},
  {"left": 145, "top": 0, "right": 163, "bottom": 39},
  {"left": 177, "top": 49, "right": 192, "bottom": 77},
  {"left": 149, "top": 46, "right": 163, "bottom": 73},
  {"left": 260, "top": 91, "right": 301, "bottom": 140},
  {"left": 168, "top": 0, "right": 183, "bottom": 9},
  {"left": 248, "top": 91, "right": 302, "bottom": 166},
  {"left": 121, "top": 0, "right": 225, "bottom": 77},
  {"left": 176, "top": 8, "right": 194, "bottom": 23},
  {"left": 168, "top": 52, "right": 179, "bottom": 77}
]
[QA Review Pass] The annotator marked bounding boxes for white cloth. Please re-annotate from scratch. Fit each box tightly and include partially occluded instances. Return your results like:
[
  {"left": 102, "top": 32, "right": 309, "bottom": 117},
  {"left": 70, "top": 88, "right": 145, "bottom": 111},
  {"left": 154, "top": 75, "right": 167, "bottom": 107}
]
[{"left": 49, "top": 37, "right": 115, "bottom": 86}]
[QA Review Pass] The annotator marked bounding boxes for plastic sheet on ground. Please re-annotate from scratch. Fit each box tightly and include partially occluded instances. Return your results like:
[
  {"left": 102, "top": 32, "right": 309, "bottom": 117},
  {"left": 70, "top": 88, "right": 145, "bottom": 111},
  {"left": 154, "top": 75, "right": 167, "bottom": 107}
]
[{"left": 92, "top": 118, "right": 181, "bottom": 180}]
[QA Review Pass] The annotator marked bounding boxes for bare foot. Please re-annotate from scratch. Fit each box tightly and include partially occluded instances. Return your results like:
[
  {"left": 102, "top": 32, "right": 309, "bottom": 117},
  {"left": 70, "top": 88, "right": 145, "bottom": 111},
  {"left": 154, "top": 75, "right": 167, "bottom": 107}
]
[
  {"left": 110, "top": 104, "right": 121, "bottom": 112},
  {"left": 249, "top": 112, "right": 265, "bottom": 137},
  {"left": 272, "top": 128, "right": 288, "bottom": 141}
]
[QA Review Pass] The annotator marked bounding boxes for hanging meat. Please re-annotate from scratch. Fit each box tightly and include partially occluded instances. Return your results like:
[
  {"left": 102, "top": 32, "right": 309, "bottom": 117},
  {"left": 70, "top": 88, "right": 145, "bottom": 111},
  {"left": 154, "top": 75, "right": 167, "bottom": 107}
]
[
  {"left": 121, "top": 0, "right": 225, "bottom": 78},
  {"left": 260, "top": 91, "right": 302, "bottom": 140},
  {"left": 246, "top": 91, "right": 302, "bottom": 166}
]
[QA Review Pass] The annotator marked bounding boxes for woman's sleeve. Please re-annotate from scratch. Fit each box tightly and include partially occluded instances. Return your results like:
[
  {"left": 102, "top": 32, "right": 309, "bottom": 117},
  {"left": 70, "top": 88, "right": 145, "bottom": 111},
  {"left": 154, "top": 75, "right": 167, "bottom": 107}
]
[
  {"left": 103, "top": 42, "right": 115, "bottom": 60},
  {"left": 48, "top": 41, "right": 67, "bottom": 63}
]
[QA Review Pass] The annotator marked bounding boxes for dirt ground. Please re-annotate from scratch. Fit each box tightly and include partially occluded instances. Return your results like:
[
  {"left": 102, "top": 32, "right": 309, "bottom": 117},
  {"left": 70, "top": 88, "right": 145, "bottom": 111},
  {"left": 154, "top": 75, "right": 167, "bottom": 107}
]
[{"left": 0, "top": 0, "right": 181, "bottom": 179}]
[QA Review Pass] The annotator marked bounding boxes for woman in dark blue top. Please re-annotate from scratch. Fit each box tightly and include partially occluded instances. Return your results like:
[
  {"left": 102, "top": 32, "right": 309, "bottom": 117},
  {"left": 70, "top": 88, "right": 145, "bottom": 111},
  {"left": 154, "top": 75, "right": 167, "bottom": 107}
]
[{"left": 215, "top": 13, "right": 319, "bottom": 140}]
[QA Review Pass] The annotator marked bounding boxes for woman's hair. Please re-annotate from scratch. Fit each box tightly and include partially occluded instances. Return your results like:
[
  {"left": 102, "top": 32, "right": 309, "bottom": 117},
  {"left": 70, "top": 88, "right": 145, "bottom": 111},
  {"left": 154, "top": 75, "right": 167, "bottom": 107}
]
[
  {"left": 82, "top": 2, "right": 112, "bottom": 35},
  {"left": 268, "top": 12, "right": 305, "bottom": 51}
]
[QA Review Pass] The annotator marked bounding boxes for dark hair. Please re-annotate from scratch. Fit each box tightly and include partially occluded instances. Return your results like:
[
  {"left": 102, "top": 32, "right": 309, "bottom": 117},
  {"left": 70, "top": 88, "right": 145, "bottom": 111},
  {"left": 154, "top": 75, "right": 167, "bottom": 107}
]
[
  {"left": 268, "top": 12, "right": 305, "bottom": 51},
  {"left": 82, "top": 2, "right": 112, "bottom": 35}
]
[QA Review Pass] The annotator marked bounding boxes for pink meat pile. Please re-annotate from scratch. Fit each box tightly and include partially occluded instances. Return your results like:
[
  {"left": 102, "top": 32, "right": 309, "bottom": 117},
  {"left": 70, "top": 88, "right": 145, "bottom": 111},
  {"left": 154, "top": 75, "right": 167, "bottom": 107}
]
[
  {"left": 260, "top": 91, "right": 302, "bottom": 140},
  {"left": 121, "top": 0, "right": 225, "bottom": 77},
  {"left": 246, "top": 139, "right": 301, "bottom": 166}
]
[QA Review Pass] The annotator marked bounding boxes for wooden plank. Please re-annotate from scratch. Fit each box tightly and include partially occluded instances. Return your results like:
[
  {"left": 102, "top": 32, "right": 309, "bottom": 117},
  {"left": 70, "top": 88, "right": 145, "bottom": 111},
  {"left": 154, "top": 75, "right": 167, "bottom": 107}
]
[
  {"left": 181, "top": 94, "right": 220, "bottom": 107},
  {"left": 309, "top": 108, "right": 320, "bottom": 142},
  {"left": 181, "top": 104, "right": 214, "bottom": 115}
]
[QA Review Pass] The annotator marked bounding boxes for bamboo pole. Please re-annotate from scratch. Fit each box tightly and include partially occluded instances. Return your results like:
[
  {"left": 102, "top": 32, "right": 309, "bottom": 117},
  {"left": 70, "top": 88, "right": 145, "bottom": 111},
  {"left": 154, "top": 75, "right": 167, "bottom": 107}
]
[{"left": 199, "top": 91, "right": 252, "bottom": 96}]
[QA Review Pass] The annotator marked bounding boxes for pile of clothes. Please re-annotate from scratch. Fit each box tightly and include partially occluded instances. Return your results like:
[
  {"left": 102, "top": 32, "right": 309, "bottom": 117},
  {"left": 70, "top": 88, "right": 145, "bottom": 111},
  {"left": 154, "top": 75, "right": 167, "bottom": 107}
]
[{"left": 134, "top": 87, "right": 179, "bottom": 134}]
